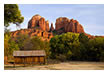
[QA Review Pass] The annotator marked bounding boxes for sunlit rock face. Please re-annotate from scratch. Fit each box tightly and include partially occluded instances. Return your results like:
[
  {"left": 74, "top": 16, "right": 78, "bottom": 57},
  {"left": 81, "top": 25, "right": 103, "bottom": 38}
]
[
  {"left": 11, "top": 14, "right": 53, "bottom": 41},
  {"left": 11, "top": 28, "right": 53, "bottom": 41},
  {"left": 55, "top": 17, "right": 85, "bottom": 34},
  {"left": 55, "top": 17, "right": 70, "bottom": 30},
  {"left": 28, "top": 14, "right": 42, "bottom": 28},
  {"left": 28, "top": 14, "right": 50, "bottom": 31},
  {"left": 45, "top": 20, "right": 50, "bottom": 32},
  {"left": 55, "top": 17, "right": 104, "bottom": 38},
  {"left": 28, "top": 15, "right": 85, "bottom": 35}
]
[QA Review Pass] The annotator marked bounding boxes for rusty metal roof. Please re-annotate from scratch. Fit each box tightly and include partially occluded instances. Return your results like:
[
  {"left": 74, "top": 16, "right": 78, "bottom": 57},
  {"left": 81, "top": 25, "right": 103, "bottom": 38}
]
[{"left": 13, "top": 50, "right": 46, "bottom": 57}]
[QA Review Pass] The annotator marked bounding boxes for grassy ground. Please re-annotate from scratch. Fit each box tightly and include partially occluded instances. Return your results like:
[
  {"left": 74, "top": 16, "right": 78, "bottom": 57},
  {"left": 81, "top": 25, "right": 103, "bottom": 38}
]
[{"left": 4, "top": 61, "right": 104, "bottom": 70}]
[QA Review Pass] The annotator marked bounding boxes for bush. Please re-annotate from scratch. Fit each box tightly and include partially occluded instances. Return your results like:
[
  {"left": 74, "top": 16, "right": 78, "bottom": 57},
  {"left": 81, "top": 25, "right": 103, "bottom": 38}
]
[
  {"left": 15, "top": 33, "right": 29, "bottom": 50},
  {"left": 87, "top": 37, "right": 104, "bottom": 61},
  {"left": 56, "top": 54, "right": 67, "bottom": 62}
]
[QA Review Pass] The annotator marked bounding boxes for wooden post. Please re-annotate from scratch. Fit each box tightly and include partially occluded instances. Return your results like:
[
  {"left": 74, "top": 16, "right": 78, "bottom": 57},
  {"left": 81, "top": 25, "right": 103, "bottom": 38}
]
[
  {"left": 32, "top": 57, "right": 34, "bottom": 66},
  {"left": 38, "top": 57, "right": 40, "bottom": 64},
  {"left": 13, "top": 57, "right": 15, "bottom": 68},
  {"left": 44, "top": 56, "right": 45, "bottom": 65},
  {"left": 24, "top": 57, "right": 26, "bottom": 67}
]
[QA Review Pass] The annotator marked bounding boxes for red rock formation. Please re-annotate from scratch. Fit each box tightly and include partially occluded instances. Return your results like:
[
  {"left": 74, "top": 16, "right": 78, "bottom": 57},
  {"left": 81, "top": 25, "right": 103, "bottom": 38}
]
[
  {"left": 55, "top": 17, "right": 104, "bottom": 39},
  {"left": 65, "top": 19, "right": 74, "bottom": 32},
  {"left": 55, "top": 17, "right": 70, "bottom": 30},
  {"left": 28, "top": 14, "right": 41, "bottom": 28},
  {"left": 28, "top": 14, "right": 50, "bottom": 31},
  {"left": 45, "top": 20, "right": 49, "bottom": 31},
  {"left": 11, "top": 28, "right": 53, "bottom": 41},
  {"left": 11, "top": 15, "right": 54, "bottom": 41},
  {"left": 55, "top": 17, "right": 85, "bottom": 34},
  {"left": 50, "top": 23, "right": 54, "bottom": 31},
  {"left": 11, "top": 15, "right": 103, "bottom": 41},
  {"left": 39, "top": 17, "right": 46, "bottom": 31}
]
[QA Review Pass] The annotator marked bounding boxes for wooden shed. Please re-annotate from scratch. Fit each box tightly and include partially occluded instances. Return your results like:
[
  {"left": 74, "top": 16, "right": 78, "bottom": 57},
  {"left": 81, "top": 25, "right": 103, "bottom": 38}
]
[{"left": 13, "top": 50, "right": 46, "bottom": 65}]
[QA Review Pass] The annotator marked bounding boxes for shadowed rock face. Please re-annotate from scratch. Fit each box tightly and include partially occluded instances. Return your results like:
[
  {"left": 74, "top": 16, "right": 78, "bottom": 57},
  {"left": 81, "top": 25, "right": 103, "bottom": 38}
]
[
  {"left": 50, "top": 23, "right": 54, "bottom": 32},
  {"left": 55, "top": 17, "right": 85, "bottom": 34}
]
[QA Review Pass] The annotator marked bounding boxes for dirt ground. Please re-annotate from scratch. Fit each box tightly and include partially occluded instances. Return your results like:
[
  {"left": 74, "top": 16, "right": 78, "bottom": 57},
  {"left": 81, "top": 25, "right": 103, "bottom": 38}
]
[{"left": 4, "top": 61, "right": 104, "bottom": 70}]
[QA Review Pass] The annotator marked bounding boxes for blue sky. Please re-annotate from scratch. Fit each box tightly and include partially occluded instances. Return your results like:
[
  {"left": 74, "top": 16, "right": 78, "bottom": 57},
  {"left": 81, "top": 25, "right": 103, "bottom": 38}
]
[{"left": 8, "top": 4, "right": 104, "bottom": 36}]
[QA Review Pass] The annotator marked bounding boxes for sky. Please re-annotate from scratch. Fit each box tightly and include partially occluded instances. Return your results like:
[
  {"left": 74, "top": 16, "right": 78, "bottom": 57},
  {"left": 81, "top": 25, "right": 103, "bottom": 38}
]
[{"left": 8, "top": 4, "right": 104, "bottom": 36}]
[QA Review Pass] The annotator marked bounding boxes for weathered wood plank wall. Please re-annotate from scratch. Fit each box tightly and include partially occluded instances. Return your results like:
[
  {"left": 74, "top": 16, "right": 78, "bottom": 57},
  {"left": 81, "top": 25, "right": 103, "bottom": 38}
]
[{"left": 14, "top": 56, "right": 45, "bottom": 64}]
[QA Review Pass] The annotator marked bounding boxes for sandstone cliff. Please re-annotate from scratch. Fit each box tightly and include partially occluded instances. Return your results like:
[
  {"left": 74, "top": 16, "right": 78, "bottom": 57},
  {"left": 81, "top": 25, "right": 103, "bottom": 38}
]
[
  {"left": 55, "top": 17, "right": 84, "bottom": 34},
  {"left": 28, "top": 14, "right": 49, "bottom": 31},
  {"left": 11, "top": 28, "right": 53, "bottom": 41},
  {"left": 55, "top": 17, "right": 104, "bottom": 38},
  {"left": 11, "top": 15, "right": 54, "bottom": 41}
]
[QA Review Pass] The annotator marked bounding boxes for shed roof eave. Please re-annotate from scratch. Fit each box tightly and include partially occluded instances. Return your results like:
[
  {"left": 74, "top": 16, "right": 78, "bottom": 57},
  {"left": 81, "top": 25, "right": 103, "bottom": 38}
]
[{"left": 13, "top": 50, "right": 46, "bottom": 57}]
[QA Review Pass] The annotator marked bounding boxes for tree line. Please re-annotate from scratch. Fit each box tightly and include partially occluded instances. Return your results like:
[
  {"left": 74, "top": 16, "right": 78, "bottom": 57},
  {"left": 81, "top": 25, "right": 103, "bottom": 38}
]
[
  {"left": 4, "top": 32, "right": 104, "bottom": 61},
  {"left": 50, "top": 32, "right": 104, "bottom": 61}
]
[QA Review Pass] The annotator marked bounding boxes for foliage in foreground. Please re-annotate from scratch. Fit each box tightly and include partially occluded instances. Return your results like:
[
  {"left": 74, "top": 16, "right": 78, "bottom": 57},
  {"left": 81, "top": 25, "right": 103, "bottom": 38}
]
[
  {"left": 4, "top": 32, "right": 19, "bottom": 59},
  {"left": 4, "top": 4, "right": 24, "bottom": 27}
]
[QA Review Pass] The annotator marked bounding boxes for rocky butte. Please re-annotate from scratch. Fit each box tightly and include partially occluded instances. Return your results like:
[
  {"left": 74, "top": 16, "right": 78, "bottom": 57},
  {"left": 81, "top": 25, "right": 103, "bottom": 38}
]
[
  {"left": 54, "top": 17, "right": 98, "bottom": 38},
  {"left": 55, "top": 17, "right": 84, "bottom": 34},
  {"left": 11, "top": 14, "right": 103, "bottom": 41},
  {"left": 11, "top": 15, "right": 54, "bottom": 41},
  {"left": 28, "top": 14, "right": 50, "bottom": 31}
]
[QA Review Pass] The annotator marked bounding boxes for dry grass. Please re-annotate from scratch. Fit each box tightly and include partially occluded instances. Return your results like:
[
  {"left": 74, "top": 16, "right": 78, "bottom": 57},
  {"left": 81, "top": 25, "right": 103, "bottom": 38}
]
[{"left": 4, "top": 61, "right": 104, "bottom": 70}]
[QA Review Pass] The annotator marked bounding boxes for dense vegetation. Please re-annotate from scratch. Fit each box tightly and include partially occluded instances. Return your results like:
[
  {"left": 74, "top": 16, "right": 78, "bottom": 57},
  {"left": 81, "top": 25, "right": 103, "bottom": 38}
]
[
  {"left": 4, "top": 32, "right": 104, "bottom": 61},
  {"left": 4, "top": 32, "right": 19, "bottom": 60},
  {"left": 50, "top": 32, "right": 104, "bottom": 61}
]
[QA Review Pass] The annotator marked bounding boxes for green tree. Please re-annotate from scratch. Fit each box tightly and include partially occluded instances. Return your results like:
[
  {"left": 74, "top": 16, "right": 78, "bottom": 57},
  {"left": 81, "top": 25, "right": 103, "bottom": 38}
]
[
  {"left": 78, "top": 33, "right": 89, "bottom": 60},
  {"left": 50, "top": 32, "right": 104, "bottom": 61},
  {"left": 15, "top": 33, "right": 29, "bottom": 50},
  {"left": 50, "top": 32, "right": 80, "bottom": 60},
  {"left": 4, "top": 33, "right": 10, "bottom": 56},
  {"left": 4, "top": 32, "right": 19, "bottom": 59},
  {"left": 23, "top": 36, "right": 50, "bottom": 58},
  {"left": 4, "top": 4, "right": 24, "bottom": 27},
  {"left": 87, "top": 37, "right": 104, "bottom": 61},
  {"left": 79, "top": 33, "right": 89, "bottom": 44},
  {"left": 26, "top": 36, "right": 45, "bottom": 50}
]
